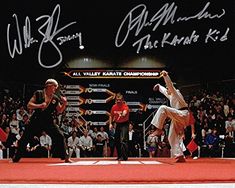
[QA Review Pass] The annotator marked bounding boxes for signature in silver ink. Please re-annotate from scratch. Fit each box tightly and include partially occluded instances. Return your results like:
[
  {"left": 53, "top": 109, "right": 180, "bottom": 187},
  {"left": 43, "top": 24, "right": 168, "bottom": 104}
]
[
  {"left": 115, "top": 2, "right": 225, "bottom": 48},
  {"left": 57, "top": 32, "right": 82, "bottom": 46},
  {"left": 7, "top": 15, "right": 38, "bottom": 57},
  {"left": 7, "top": 4, "right": 79, "bottom": 68}
]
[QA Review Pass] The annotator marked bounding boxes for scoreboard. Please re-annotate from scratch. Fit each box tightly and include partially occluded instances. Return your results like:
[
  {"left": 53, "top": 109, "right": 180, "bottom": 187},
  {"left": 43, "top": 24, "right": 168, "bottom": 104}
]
[{"left": 61, "top": 69, "right": 167, "bottom": 128}]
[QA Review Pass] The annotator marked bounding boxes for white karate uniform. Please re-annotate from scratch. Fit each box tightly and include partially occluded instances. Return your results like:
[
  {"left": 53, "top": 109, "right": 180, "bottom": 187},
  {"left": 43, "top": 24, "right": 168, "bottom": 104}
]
[
  {"left": 67, "top": 136, "right": 80, "bottom": 158},
  {"left": 151, "top": 75, "right": 190, "bottom": 157}
]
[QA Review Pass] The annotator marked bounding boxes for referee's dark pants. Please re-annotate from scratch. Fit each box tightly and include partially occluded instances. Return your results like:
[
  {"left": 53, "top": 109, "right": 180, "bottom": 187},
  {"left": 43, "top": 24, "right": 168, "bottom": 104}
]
[{"left": 115, "top": 121, "right": 129, "bottom": 160}]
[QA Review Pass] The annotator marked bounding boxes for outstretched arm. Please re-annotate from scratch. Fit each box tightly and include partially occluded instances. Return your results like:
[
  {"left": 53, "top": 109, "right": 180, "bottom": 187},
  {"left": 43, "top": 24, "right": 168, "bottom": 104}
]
[{"left": 161, "top": 70, "right": 176, "bottom": 94}]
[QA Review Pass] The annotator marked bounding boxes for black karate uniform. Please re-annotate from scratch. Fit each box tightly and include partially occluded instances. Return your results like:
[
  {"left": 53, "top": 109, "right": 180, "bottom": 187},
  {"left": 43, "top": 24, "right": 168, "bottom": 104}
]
[{"left": 12, "top": 90, "right": 68, "bottom": 162}]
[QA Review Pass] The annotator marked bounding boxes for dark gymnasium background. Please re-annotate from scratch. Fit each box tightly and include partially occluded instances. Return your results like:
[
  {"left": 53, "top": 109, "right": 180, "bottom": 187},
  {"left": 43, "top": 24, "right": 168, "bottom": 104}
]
[{"left": 0, "top": 0, "right": 234, "bottom": 127}]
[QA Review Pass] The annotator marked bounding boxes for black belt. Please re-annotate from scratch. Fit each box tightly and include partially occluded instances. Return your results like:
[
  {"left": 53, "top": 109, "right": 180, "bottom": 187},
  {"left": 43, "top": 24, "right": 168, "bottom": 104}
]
[{"left": 178, "top": 107, "right": 188, "bottom": 110}]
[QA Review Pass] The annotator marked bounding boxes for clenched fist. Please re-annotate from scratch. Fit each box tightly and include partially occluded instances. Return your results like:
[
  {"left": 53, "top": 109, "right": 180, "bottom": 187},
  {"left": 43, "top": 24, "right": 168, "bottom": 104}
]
[
  {"left": 153, "top": 84, "right": 160, "bottom": 91},
  {"left": 60, "top": 96, "right": 68, "bottom": 105},
  {"left": 161, "top": 70, "right": 168, "bottom": 77}
]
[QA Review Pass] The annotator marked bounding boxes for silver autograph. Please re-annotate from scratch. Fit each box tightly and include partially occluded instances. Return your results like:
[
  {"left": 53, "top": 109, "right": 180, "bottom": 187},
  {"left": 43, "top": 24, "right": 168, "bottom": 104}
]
[
  {"left": 7, "top": 4, "right": 82, "bottom": 68},
  {"left": 115, "top": 2, "right": 225, "bottom": 50}
]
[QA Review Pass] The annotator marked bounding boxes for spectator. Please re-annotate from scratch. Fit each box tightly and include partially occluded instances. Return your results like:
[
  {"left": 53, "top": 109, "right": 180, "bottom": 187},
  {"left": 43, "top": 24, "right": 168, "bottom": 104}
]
[
  {"left": 91, "top": 127, "right": 99, "bottom": 140},
  {"left": 97, "top": 126, "right": 109, "bottom": 142},
  {"left": 225, "top": 115, "right": 235, "bottom": 132},
  {"left": 87, "top": 124, "right": 93, "bottom": 137},
  {"left": 147, "top": 129, "right": 158, "bottom": 158},
  {"left": 2, "top": 126, "right": 17, "bottom": 158},
  {"left": 128, "top": 122, "right": 139, "bottom": 157},
  {"left": 97, "top": 126, "right": 109, "bottom": 157},
  {"left": 108, "top": 123, "right": 116, "bottom": 157},
  {"left": 189, "top": 95, "right": 201, "bottom": 112},
  {"left": 60, "top": 118, "right": 72, "bottom": 139},
  {"left": 156, "top": 130, "right": 170, "bottom": 157},
  {"left": 9, "top": 113, "right": 20, "bottom": 135},
  {"left": 39, "top": 131, "right": 52, "bottom": 158},
  {"left": 228, "top": 107, "right": 235, "bottom": 119},
  {"left": 93, "top": 134, "right": 105, "bottom": 157},
  {"left": 16, "top": 105, "right": 28, "bottom": 121},
  {"left": 0, "top": 113, "right": 9, "bottom": 130},
  {"left": 223, "top": 99, "right": 230, "bottom": 117},
  {"left": 214, "top": 106, "right": 226, "bottom": 134},
  {"left": 67, "top": 131, "right": 80, "bottom": 158},
  {"left": 19, "top": 114, "right": 29, "bottom": 132},
  {"left": 205, "top": 128, "right": 220, "bottom": 157},
  {"left": 79, "top": 130, "right": 93, "bottom": 157}
]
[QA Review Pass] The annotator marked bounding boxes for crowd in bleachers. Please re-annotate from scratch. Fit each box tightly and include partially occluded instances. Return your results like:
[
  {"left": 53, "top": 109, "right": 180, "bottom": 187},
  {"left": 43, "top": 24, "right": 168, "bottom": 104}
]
[
  {"left": 0, "top": 88, "right": 141, "bottom": 158},
  {"left": 187, "top": 90, "right": 235, "bottom": 157},
  {"left": 0, "top": 86, "right": 235, "bottom": 159},
  {"left": 196, "top": 90, "right": 234, "bottom": 156}
]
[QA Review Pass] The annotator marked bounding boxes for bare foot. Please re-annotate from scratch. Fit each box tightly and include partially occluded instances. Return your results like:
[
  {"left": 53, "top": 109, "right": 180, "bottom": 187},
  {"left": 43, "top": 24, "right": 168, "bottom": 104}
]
[
  {"left": 65, "top": 158, "right": 74, "bottom": 163},
  {"left": 175, "top": 155, "right": 186, "bottom": 163}
]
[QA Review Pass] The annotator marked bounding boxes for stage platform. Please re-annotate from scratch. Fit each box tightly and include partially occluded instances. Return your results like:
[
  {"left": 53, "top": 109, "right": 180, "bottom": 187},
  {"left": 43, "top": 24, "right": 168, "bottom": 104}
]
[{"left": 0, "top": 157, "right": 235, "bottom": 186}]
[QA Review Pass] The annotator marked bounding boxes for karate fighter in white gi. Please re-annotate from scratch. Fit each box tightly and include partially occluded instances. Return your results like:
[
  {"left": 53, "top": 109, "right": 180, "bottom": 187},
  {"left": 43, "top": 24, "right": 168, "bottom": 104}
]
[{"left": 150, "top": 70, "right": 190, "bottom": 162}]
